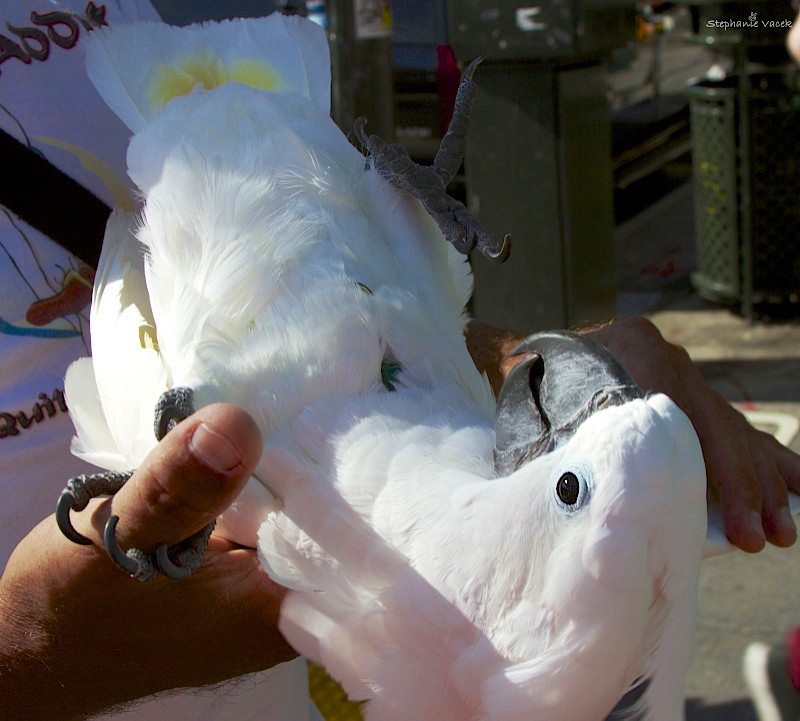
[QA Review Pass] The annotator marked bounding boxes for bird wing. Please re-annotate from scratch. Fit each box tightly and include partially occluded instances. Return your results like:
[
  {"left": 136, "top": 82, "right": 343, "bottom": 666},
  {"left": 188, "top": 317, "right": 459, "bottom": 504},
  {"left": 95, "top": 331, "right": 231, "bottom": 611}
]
[{"left": 65, "top": 211, "right": 167, "bottom": 469}]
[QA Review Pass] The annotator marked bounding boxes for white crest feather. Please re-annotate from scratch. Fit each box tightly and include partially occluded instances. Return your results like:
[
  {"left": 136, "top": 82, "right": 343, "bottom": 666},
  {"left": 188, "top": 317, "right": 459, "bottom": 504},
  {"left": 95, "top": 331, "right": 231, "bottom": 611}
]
[{"left": 84, "top": 14, "right": 330, "bottom": 132}]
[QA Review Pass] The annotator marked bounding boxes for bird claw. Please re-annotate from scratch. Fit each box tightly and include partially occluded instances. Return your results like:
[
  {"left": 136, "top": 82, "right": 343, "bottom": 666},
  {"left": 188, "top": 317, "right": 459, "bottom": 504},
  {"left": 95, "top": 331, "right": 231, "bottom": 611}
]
[
  {"left": 104, "top": 514, "right": 216, "bottom": 582},
  {"left": 155, "top": 521, "right": 216, "bottom": 579},
  {"left": 154, "top": 386, "right": 195, "bottom": 441},
  {"left": 57, "top": 491, "right": 93, "bottom": 545},
  {"left": 104, "top": 514, "right": 156, "bottom": 579},
  {"left": 485, "top": 234, "right": 512, "bottom": 264},
  {"left": 56, "top": 386, "right": 212, "bottom": 581},
  {"left": 355, "top": 57, "right": 511, "bottom": 263},
  {"left": 56, "top": 470, "right": 134, "bottom": 545}
]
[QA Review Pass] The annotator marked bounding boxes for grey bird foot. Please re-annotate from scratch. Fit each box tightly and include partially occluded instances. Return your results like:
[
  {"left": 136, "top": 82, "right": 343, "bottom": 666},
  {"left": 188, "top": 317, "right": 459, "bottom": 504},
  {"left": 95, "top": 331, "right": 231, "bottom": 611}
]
[
  {"left": 154, "top": 385, "right": 195, "bottom": 441},
  {"left": 355, "top": 57, "right": 510, "bottom": 263},
  {"left": 57, "top": 386, "right": 216, "bottom": 581},
  {"left": 104, "top": 513, "right": 216, "bottom": 582},
  {"left": 57, "top": 470, "right": 134, "bottom": 545}
]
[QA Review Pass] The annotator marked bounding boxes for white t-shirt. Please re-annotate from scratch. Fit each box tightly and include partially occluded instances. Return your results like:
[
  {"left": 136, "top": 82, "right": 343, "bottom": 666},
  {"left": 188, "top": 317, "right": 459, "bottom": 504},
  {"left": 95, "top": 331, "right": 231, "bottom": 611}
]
[{"left": 0, "top": 2, "right": 319, "bottom": 719}]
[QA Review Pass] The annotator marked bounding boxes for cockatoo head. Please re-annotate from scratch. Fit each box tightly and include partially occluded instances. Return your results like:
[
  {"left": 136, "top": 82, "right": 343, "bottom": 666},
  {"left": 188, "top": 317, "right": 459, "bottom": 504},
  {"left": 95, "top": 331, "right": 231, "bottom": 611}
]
[{"left": 480, "top": 332, "right": 706, "bottom": 720}]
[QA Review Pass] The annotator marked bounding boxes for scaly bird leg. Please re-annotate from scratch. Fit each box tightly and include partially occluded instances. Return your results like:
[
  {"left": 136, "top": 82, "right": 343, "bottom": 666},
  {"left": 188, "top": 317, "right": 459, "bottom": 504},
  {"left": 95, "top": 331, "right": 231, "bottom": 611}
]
[
  {"left": 355, "top": 57, "right": 511, "bottom": 263},
  {"left": 57, "top": 386, "right": 216, "bottom": 581}
]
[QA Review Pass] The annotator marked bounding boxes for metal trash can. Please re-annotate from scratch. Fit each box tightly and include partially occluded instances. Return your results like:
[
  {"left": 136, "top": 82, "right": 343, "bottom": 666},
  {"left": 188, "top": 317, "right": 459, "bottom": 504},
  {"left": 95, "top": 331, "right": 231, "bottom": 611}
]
[{"left": 688, "top": 68, "right": 800, "bottom": 309}]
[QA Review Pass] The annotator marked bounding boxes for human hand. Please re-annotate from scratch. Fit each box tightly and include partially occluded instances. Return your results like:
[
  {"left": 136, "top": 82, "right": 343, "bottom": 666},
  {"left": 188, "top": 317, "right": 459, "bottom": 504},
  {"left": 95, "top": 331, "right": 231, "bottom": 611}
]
[
  {"left": 466, "top": 317, "right": 800, "bottom": 553},
  {"left": 584, "top": 317, "right": 799, "bottom": 552},
  {"left": 0, "top": 404, "right": 295, "bottom": 721}
]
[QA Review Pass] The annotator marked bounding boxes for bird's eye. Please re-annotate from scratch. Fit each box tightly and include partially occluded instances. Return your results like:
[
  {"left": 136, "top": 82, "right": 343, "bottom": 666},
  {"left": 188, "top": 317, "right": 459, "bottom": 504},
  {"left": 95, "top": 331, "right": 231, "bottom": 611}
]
[
  {"left": 557, "top": 472, "right": 580, "bottom": 505},
  {"left": 554, "top": 465, "right": 590, "bottom": 511}
]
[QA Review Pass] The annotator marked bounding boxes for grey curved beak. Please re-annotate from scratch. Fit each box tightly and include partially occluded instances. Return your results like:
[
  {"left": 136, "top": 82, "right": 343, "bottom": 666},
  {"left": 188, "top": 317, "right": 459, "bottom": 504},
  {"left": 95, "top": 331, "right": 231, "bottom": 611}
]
[{"left": 494, "top": 331, "right": 643, "bottom": 476}]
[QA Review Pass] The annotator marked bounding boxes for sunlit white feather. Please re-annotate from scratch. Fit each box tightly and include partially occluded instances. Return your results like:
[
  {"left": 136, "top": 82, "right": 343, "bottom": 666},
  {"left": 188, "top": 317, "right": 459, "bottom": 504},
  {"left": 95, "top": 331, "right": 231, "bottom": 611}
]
[{"left": 65, "top": 14, "right": 711, "bottom": 721}]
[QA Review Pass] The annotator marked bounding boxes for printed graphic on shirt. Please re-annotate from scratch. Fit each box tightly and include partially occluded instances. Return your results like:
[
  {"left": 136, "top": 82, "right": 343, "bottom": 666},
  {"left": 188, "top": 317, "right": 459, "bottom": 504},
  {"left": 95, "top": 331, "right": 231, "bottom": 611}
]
[
  {"left": 0, "top": 2, "right": 135, "bottom": 209},
  {"left": 0, "top": 1, "right": 133, "bottom": 199},
  {"left": 0, "top": 3, "right": 138, "bottom": 352},
  {"left": 0, "top": 209, "right": 92, "bottom": 350},
  {"left": 0, "top": 2, "right": 107, "bottom": 79},
  {"left": 0, "top": 387, "right": 68, "bottom": 439}
]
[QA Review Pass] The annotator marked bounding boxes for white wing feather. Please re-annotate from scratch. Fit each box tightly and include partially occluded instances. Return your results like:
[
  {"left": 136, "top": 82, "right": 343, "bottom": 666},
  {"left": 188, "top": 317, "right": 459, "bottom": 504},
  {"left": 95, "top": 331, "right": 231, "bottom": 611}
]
[{"left": 66, "top": 211, "right": 167, "bottom": 468}]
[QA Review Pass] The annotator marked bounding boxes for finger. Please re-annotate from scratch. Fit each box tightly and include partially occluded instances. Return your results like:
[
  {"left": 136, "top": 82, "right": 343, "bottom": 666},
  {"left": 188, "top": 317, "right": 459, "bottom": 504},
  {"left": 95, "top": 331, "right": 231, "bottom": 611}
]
[
  {"left": 464, "top": 321, "right": 526, "bottom": 393},
  {"left": 79, "top": 404, "right": 262, "bottom": 553},
  {"left": 701, "top": 414, "right": 797, "bottom": 551},
  {"left": 687, "top": 388, "right": 766, "bottom": 552},
  {"left": 646, "top": 350, "right": 768, "bottom": 552},
  {"left": 634, "top": 346, "right": 767, "bottom": 552},
  {"left": 768, "top": 433, "right": 800, "bottom": 496},
  {"left": 750, "top": 429, "right": 798, "bottom": 546}
]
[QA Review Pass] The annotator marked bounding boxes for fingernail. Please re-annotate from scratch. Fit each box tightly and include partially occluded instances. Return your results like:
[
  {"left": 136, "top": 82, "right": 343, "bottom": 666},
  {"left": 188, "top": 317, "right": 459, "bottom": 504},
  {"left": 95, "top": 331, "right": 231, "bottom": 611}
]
[
  {"left": 190, "top": 423, "right": 241, "bottom": 472},
  {"left": 779, "top": 507, "right": 797, "bottom": 539},
  {"left": 748, "top": 511, "right": 767, "bottom": 542}
]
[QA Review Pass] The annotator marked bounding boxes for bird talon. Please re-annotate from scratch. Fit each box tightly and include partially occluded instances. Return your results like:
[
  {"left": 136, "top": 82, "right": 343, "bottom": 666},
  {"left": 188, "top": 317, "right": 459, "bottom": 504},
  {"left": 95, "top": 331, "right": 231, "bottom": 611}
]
[
  {"left": 156, "top": 542, "right": 191, "bottom": 580},
  {"left": 486, "top": 234, "right": 512, "bottom": 264},
  {"left": 103, "top": 514, "right": 155, "bottom": 579},
  {"left": 154, "top": 386, "right": 195, "bottom": 441},
  {"left": 353, "top": 58, "right": 510, "bottom": 262},
  {"left": 56, "top": 470, "right": 134, "bottom": 546},
  {"left": 58, "top": 388, "right": 205, "bottom": 579},
  {"left": 354, "top": 116, "right": 369, "bottom": 148},
  {"left": 155, "top": 520, "right": 215, "bottom": 580},
  {"left": 56, "top": 490, "right": 93, "bottom": 545},
  {"left": 103, "top": 514, "right": 215, "bottom": 582}
]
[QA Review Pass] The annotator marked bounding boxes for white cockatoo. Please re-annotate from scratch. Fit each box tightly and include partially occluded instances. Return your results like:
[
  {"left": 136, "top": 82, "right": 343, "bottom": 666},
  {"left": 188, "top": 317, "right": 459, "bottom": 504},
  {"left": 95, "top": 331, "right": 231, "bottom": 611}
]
[{"left": 59, "top": 13, "right": 721, "bottom": 721}]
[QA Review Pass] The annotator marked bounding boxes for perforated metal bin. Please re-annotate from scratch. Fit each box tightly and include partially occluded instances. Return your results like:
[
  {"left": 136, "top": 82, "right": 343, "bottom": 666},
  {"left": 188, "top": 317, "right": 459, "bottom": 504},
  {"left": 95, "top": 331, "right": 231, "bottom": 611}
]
[{"left": 688, "top": 68, "right": 800, "bottom": 309}]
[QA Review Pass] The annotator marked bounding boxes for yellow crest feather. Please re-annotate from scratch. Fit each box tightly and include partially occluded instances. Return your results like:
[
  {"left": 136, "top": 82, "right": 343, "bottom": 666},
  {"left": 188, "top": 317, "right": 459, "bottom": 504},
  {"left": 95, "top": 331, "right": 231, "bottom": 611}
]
[{"left": 149, "top": 52, "right": 282, "bottom": 112}]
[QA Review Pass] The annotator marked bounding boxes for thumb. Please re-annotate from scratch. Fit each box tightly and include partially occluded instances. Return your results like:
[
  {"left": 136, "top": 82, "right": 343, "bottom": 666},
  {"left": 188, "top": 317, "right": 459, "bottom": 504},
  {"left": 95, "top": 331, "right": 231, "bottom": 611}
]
[{"left": 93, "top": 403, "right": 263, "bottom": 553}]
